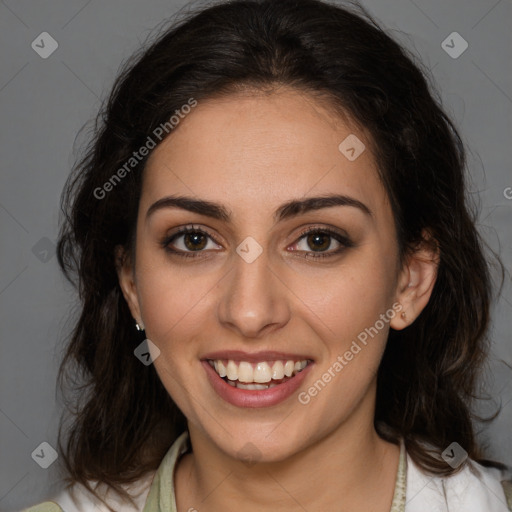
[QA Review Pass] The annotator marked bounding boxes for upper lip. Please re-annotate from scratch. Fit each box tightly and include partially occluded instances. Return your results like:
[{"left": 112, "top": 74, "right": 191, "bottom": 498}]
[{"left": 201, "top": 350, "right": 314, "bottom": 363}]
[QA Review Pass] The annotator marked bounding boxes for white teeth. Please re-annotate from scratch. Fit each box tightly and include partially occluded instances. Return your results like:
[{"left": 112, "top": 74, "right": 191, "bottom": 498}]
[
  {"left": 238, "top": 361, "right": 254, "bottom": 383},
  {"left": 293, "top": 360, "right": 308, "bottom": 371},
  {"left": 253, "top": 362, "right": 272, "bottom": 383},
  {"left": 214, "top": 360, "right": 227, "bottom": 378},
  {"left": 271, "top": 361, "right": 284, "bottom": 380},
  {"left": 210, "top": 358, "right": 309, "bottom": 383},
  {"left": 226, "top": 360, "right": 238, "bottom": 381},
  {"left": 284, "top": 360, "right": 295, "bottom": 377},
  {"left": 236, "top": 382, "right": 269, "bottom": 390}
]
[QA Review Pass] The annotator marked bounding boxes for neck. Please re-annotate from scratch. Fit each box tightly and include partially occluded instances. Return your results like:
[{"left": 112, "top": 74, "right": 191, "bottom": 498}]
[{"left": 175, "top": 390, "right": 400, "bottom": 511}]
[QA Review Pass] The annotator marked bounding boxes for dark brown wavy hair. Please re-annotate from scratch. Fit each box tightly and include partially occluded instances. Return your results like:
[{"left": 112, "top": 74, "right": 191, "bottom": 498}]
[{"left": 55, "top": 0, "right": 502, "bottom": 507}]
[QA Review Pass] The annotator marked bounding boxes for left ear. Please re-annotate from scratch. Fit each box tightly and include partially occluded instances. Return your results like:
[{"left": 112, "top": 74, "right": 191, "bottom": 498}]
[{"left": 390, "top": 230, "right": 440, "bottom": 330}]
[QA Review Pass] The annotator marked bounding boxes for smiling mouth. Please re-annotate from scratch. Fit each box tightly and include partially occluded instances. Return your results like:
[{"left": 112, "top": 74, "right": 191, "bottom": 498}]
[{"left": 206, "top": 358, "right": 312, "bottom": 390}]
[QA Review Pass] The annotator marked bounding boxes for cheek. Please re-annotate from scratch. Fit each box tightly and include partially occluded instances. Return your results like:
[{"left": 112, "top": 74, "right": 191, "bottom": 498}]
[
  {"left": 290, "top": 251, "right": 397, "bottom": 339},
  {"left": 137, "top": 272, "right": 202, "bottom": 342},
  {"left": 134, "top": 259, "right": 211, "bottom": 412},
  {"left": 134, "top": 248, "right": 223, "bottom": 352}
]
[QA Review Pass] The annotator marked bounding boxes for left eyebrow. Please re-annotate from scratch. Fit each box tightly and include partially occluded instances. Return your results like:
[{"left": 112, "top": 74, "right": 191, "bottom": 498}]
[
  {"left": 145, "top": 193, "right": 373, "bottom": 223},
  {"left": 276, "top": 194, "right": 373, "bottom": 221}
]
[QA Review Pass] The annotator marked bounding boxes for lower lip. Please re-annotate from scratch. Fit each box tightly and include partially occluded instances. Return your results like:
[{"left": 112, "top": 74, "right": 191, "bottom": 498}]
[{"left": 202, "top": 360, "right": 313, "bottom": 408}]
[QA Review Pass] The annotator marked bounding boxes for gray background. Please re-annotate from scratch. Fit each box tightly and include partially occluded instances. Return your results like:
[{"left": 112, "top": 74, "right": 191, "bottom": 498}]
[{"left": 0, "top": 0, "right": 511, "bottom": 510}]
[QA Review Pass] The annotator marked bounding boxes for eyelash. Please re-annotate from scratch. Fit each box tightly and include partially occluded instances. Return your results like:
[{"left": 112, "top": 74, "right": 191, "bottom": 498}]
[{"left": 161, "top": 225, "right": 354, "bottom": 260}]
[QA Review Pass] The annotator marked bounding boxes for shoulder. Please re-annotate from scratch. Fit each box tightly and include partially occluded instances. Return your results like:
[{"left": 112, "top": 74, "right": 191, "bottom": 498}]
[
  {"left": 22, "top": 432, "right": 191, "bottom": 512},
  {"left": 503, "top": 479, "right": 512, "bottom": 510},
  {"left": 23, "top": 503, "right": 63, "bottom": 512},
  {"left": 22, "top": 472, "right": 155, "bottom": 512},
  {"left": 405, "top": 450, "right": 512, "bottom": 512}
]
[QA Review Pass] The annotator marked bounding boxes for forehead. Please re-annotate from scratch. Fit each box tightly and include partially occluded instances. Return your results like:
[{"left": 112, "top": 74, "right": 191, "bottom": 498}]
[{"left": 142, "top": 88, "right": 389, "bottom": 223}]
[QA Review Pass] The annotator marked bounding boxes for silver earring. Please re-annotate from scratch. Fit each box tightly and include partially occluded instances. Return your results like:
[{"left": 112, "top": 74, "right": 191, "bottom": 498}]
[{"left": 135, "top": 322, "right": 145, "bottom": 331}]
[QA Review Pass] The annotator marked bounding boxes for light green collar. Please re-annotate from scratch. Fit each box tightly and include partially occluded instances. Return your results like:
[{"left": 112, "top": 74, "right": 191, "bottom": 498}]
[
  {"left": 143, "top": 431, "right": 407, "bottom": 512},
  {"left": 142, "top": 431, "right": 190, "bottom": 512}
]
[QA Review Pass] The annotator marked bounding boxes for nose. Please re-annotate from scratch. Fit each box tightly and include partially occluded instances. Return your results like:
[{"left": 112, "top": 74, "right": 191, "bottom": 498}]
[{"left": 217, "top": 247, "right": 291, "bottom": 339}]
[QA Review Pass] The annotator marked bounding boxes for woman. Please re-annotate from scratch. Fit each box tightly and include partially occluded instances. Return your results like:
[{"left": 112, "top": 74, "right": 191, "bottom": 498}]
[{"left": 25, "top": 0, "right": 512, "bottom": 510}]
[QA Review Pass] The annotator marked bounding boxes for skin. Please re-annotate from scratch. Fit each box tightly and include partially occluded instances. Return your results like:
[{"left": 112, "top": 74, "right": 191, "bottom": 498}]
[{"left": 118, "top": 87, "right": 438, "bottom": 511}]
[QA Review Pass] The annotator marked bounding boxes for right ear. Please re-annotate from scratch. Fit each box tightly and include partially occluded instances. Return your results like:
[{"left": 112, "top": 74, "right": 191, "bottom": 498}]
[{"left": 115, "top": 245, "right": 143, "bottom": 325}]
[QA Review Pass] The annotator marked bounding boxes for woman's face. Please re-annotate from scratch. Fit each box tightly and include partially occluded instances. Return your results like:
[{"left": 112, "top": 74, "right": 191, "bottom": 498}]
[{"left": 120, "top": 87, "right": 416, "bottom": 462}]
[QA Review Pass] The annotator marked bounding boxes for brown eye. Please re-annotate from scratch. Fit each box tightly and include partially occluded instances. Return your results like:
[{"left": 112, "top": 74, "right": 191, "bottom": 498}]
[
  {"left": 162, "top": 226, "right": 222, "bottom": 258},
  {"left": 290, "top": 227, "right": 354, "bottom": 260},
  {"left": 305, "top": 232, "right": 332, "bottom": 252},
  {"left": 182, "top": 232, "right": 208, "bottom": 251}
]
